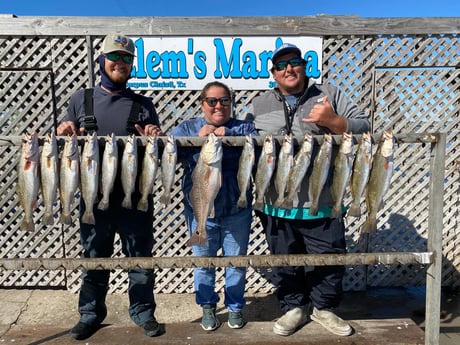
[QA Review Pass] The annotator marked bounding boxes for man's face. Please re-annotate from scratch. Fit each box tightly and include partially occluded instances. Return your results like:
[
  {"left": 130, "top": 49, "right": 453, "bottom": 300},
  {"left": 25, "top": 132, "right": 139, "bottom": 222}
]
[
  {"left": 272, "top": 52, "right": 306, "bottom": 95},
  {"left": 104, "top": 51, "right": 133, "bottom": 84}
]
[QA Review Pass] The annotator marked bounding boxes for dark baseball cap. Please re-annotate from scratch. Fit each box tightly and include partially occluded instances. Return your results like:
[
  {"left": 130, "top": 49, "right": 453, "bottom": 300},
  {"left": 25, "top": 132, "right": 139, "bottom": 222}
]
[{"left": 271, "top": 43, "right": 302, "bottom": 62}]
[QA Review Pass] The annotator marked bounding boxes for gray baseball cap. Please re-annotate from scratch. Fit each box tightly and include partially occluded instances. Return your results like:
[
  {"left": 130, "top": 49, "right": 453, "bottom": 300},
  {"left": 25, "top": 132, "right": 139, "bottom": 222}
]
[{"left": 102, "top": 33, "right": 135, "bottom": 56}]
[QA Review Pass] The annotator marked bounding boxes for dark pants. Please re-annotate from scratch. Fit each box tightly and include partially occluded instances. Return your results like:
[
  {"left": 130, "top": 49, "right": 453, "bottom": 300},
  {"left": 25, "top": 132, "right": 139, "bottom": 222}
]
[
  {"left": 78, "top": 195, "right": 156, "bottom": 326},
  {"left": 257, "top": 211, "right": 346, "bottom": 312}
]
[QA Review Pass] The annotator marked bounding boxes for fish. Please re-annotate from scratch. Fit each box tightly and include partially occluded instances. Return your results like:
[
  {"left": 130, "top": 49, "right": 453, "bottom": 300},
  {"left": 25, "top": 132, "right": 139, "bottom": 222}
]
[
  {"left": 137, "top": 134, "right": 160, "bottom": 212},
  {"left": 160, "top": 134, "right": 177, "bottom": 207},
  {"left": 80, "top": 132, "right": 99, "bottom": 224},
  {"left": 98, "top": 133, "right": 118, "bottom": 211},
  {"left": 274, "top": 133, "right": 294, "bottom": 208},
  {"left": 253, "top": 134, "right": 276, "bottom": 211},
  {"left": 281, "top": 133, "right": 313, "bottom": 210},
  {"left": 362, "top": 130, "right": 395, "bottom": 233},
  {"left": 40, "top": 132, "right": 59, "bottom": 226},
  {"left": 187, "top": 133, "right": 223, "bottom": 246},
  {"left": 236, "top": 135, "right": 255, "bottom": 208},
  {"left": 330, "top": 132, "right": 354, "bottom": 219},
  {"left": 59, "top": 133, "right": 80, "bottom": 225},
  {"left": 348, "top": 132, "right": 372, "bottom": 217},
  {"left": 16, "top": 132, "right": 40, "bottom": 231},
  {"left": 308, "top": 133, "right": 333, "bottom": 216},
  {"left": 121, "top": 134, "right": 138, "bottom": 209}
]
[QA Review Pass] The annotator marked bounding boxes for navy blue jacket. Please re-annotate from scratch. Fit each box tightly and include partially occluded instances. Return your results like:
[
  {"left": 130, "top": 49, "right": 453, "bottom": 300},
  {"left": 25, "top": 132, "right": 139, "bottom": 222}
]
[{"left": 171, "top": 117, "right": 258, "bottom": 218}]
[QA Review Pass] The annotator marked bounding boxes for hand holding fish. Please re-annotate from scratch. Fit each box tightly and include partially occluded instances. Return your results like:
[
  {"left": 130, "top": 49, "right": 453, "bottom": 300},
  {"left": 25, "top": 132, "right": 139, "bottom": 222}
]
[
  {"left": 198, "top": 125, "right": 218, "bottom": 137},
  {"left": 57, "top": 121, "right": 85, "bottom": 136},
  {"left": 134, "top": 124, "right": 163, "bottom": 136},
  {"left": 302, "top": 96, "right": 347, "bottom": 134}
]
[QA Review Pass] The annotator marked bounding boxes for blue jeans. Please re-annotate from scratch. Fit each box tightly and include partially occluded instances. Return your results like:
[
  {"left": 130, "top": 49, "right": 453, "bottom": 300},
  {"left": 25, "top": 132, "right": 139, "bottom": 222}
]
[
  {"left": 78, "top": 196, "right": 156, "bottom": 327},
  {"left": 185, "top": 207, "right": 252, "bottom": 312}
]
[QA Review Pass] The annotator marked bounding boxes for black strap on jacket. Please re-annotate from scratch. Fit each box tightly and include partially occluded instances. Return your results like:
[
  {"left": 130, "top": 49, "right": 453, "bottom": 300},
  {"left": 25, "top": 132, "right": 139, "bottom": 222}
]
[
  {"left": 84, "top": 88, "right": 98, "bottom": 132},
  {"left": 126, "top": 93, "right": 142, "bottom": 133},
  {"left": 83, "top": 88, "right": 142, "bottom": 134}
]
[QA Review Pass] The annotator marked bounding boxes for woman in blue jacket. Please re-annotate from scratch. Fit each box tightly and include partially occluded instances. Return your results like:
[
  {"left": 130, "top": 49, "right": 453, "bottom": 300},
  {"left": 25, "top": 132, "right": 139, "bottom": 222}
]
[{"left": 171, "top": 81, "right": 258, "bottom": 331}]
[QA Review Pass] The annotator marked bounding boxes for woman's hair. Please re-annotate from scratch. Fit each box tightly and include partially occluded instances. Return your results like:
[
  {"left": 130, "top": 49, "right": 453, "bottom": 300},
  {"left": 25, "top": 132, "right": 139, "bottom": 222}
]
[{"left": 199, "top": 81, "right": 232, "bottom": 101}]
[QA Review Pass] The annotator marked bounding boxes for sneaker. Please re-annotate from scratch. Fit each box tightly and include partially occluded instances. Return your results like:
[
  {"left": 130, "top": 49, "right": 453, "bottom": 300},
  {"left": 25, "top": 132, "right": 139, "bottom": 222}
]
[
  {"left": 311, "top": 307, "right": 353, "bottom": 336},
  {"left": 201, "top": 304, "right": 220, "bottom": 331},
  {"left": 69, "top": 321, "right": 98, "bottom": 340},
  {"left": 142, "top": 319, "right": 160, "bottom": 337},
  {"left": 273, "top": 306, "right": 310, "bottom": 336},
  {"left": 228, "top": 311, "right": 244, "bottom": 329}
]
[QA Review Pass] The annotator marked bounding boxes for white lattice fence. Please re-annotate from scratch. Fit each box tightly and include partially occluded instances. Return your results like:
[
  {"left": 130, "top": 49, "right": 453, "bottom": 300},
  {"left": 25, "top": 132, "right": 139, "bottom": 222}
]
[{"left": 0, "top": 33, "right": 459, "bottom": 294}]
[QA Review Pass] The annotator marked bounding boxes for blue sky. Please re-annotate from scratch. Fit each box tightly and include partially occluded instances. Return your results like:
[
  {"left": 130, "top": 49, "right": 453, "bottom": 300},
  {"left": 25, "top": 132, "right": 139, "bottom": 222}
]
[{"left": 1, "top": 0, "right": 459, "bottom": 17}]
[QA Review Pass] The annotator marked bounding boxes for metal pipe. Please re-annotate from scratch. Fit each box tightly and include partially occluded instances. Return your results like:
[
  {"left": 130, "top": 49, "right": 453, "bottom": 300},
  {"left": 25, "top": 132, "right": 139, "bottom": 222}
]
[{"left": 0, "top": 252, "right": 432, "bottom": 271}]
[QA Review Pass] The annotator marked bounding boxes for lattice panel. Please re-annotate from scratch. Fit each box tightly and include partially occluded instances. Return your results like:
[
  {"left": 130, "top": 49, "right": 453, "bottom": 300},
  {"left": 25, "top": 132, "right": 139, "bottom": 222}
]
[
  {"left": 322, "top": 36, "right": 375, "bottom": 112},
  {"left": 1, "top": 33, "right": 459, "bottom": 295},
  {"left": 374, "top": 34, "right": 460, "bottom": 68}
]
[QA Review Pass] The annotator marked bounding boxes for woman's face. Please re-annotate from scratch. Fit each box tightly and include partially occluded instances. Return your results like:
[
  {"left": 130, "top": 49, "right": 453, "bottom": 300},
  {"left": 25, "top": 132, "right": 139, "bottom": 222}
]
[{"left": 201, "top": 86, "right": 232, "bottom": 126}]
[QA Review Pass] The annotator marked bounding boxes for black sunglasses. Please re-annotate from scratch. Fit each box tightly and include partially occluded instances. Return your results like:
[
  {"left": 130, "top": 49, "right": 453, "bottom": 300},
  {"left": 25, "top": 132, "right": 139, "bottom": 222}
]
[
  {"left": 202, "top": 97, "right": 231, "bottom": 107},
  {"left": 105, "top": 52, "right": 134, "bottom": 64},
  {"left": 274, "top": 57, "right": 304, "bottom": 71}
]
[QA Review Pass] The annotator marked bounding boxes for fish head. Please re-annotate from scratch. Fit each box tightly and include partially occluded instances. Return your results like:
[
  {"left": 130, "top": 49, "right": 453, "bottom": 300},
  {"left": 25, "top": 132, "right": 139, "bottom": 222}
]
[
  {"left": 22, "top": 132, "right": 39, "bottom": 159},
  {"left": 282, "top": 133, "right": 293, "bottom": 154},
  {"left": 165, "top": 134, "right": 177, "bottom": 153},
  {"left": 263, "top": 134, "right": 275, "bottom": 156},
  {"left": 380, "top": 130, "right": 395, "bottom": 158},
  {"left": 301, "top": 133, "right": 313, "bottom": 154},
  {"left": 201, "top": 133, "right": 223, "bottom": 164},
  {"left": 146, "top": 134, "right": 159, "bottom": 155},
  {"left": 341, "top": 132, "right": 354, "bottom": 155}
]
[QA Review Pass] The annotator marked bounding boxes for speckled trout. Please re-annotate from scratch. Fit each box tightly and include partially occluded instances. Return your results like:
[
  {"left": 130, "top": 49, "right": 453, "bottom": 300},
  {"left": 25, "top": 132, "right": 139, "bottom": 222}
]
[
  {"left": 254, "top": 135, "right": 276, "bottom": 211},
  {"left": 98, "top": 133, "right": 118, "bottom": 211},
  {"left": 281, "top": 133, "right": 313, "bottom": 210},
  {"left": 160, "top": 134, "right": 177, "bottom": 207},
  {"left": 80, "top": 132, "right": 99, "bottom": 224},
  {"left": 330, "top": 132, "right": 354, "bottom": 219},
  {"left": 236, "top": 135, "right": 255, "bottom": 209},
  {"left": 363, "top": 130, "right": 395, "bottom": 233},
  {"left": 17, "top": 132, "right": 40, "bottom": 231},
  {"left": 348, "top": 132, "right": 372, "bottom": 217},
  {"left": 274, "top": 133, "right": 294, "bottom": 208},
  {"left": 308, "top": 133, "right": 333, "bottom": 216},
  {"left": 121, "top": 134, "right": 138, "bottom": 209},
  {"left": 40, "top": 132, "right": 59, "bottom": 226},
  {"left": 137, "top": 134, "right": 160, "bottom": 212},
  {"left": 59, "top": 133, "right": 80, "bottom": 225}
]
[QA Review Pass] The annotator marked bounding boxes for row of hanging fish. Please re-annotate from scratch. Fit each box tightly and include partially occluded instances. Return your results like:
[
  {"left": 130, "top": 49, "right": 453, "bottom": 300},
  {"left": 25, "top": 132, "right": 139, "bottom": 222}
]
[
  {"left": 16, "top": 132, "right": 178, "bottom": 231},
  {"left": 236, "top": 130, "right": 395, "bottom": 233}
]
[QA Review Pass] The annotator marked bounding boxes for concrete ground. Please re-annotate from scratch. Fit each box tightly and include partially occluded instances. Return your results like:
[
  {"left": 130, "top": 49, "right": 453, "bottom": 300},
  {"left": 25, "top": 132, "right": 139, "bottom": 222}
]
[{"left": 0, "top": 286, "right": 458, "bottom": 345}]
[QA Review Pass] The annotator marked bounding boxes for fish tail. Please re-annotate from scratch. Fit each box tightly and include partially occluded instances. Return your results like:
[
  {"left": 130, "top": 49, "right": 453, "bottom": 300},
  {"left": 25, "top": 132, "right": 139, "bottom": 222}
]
[
  {"left": 280, "top": 199, "right": 293, "bottom": 210},
  {"left": 330, "top": 206, "right": 342, "bottom": 219},
  {"left": 81, "top": 211, "right": 95, "bottom": 225},
  {"left": 236, "top": 196, "right": 247, "bottom": 209},
  {"left": 187, "top": 230, "right": 207, "bottom": 247},
  {"left": 362, "top": 216, "right": 377, "bottom": 233},
  {"left": 274, "top": 197, "right": 284, "bottom": 208},
  {"left": 347, "top": 203, "right": 362, "bottom": 218},
  {"left": 59, "top": 212, "right": 72, "bottom": 225},
  {"left": 42, "top": 212, "right": 54, "bottom": 226},
  {"left": 308, "top": 204, "right": 318, "bottom": 216},
  {"left": 159, "top": 192, "right": 171, "bottom": 206},
  {"left": 253, "top": 200, "right": 263, "bottom": 212},
  {"left": 20, "top": 217, "right": 35, "bottom": 231},
  {"left": 137, "top": 198, "right": 148, "bottom": 212},
  {"left": 121, "top": 196, "right": 132, "bottom": 209},
  {"left": 97, "top": 198, "right": 109, "bottom": 211}
]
